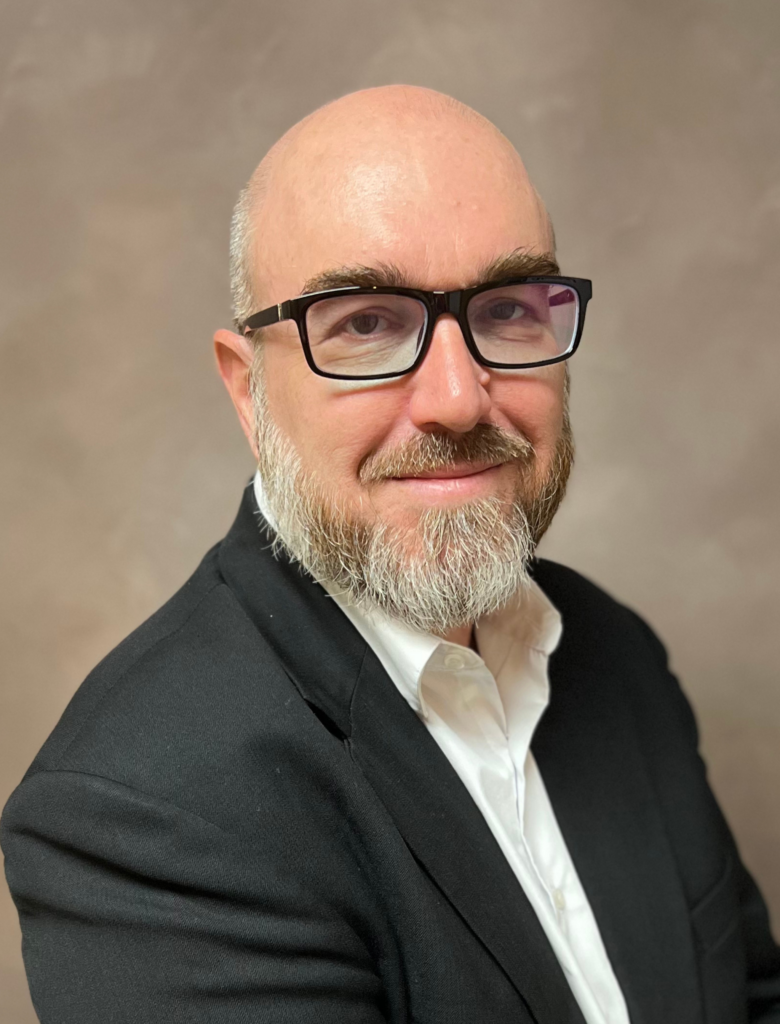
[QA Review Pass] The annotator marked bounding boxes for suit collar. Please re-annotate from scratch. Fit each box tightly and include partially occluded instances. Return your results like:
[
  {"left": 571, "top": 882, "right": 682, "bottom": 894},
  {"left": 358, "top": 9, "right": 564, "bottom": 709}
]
[{"left": 217, "top": 483, "right": 364, "bottom": 738}]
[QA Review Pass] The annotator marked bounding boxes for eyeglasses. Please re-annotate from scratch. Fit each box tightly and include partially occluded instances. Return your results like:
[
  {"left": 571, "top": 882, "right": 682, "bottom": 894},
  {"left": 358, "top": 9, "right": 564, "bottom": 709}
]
[{"left": 240, "top": 276, "right": 592, "bottom": 381}]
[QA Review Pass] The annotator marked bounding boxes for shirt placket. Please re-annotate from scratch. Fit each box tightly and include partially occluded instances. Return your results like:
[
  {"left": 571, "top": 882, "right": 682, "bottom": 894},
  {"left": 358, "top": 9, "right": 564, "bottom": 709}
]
[{"left": 421, "top": 648, "right": 524, "bottom": 850}]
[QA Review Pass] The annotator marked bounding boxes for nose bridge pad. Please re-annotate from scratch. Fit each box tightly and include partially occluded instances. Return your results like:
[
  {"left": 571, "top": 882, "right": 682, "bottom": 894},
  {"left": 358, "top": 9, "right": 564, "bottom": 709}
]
[
  {"left": 446, "top": 291, "right": 461, "bottom": 317},
  {"left": 430, "top": 291, "right": 449, "bottom": 316},
  {"left": 429, "top": 291, "right": 467, "bottom": 339},
  {"left": 422, "top": 292, "right": 476, "bottom": 372}
]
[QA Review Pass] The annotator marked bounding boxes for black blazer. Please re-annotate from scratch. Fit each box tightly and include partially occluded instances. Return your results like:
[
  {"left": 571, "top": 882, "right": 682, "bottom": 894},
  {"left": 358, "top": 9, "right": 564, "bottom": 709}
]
[{"left": 3, "top": 483, "right": 779, "bottom": 1024}]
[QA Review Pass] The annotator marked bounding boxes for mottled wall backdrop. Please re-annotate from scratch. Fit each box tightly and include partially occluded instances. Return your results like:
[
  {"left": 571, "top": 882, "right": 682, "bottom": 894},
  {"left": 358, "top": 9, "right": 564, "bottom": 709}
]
[{"left": 1, "top": 1, "right": 779, "bottom": 1020}]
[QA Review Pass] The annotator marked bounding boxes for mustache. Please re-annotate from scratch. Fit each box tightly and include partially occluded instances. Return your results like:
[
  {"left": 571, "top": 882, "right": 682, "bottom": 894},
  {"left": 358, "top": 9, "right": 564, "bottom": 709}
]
[{"left": 359, "top": 424, "right": 535, "bottom": 483}]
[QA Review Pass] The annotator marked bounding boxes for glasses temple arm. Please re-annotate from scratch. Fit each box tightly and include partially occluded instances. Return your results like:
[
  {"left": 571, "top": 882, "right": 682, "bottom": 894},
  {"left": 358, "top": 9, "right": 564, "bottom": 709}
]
[{"left": 241, "top": 303, "right": 285, "bottom": 335}]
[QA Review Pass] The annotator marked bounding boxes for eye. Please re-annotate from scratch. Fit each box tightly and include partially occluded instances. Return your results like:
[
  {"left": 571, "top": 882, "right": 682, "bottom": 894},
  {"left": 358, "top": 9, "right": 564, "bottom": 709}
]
[
  {"left": 486, "top": 300, "right": 527, "bottom": 322},
  {"left": 347, "top": 313, "right": 383, "bottom": 335}
]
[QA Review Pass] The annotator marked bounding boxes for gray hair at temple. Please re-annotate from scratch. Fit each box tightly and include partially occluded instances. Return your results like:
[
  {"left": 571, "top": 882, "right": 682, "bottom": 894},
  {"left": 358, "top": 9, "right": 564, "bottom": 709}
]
[{"left": 229, "top": 178, "right": 264, "bottom": 331}]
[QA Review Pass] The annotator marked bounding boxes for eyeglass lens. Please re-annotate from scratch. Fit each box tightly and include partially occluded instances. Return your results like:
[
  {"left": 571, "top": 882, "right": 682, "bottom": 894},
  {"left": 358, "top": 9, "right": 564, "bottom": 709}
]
[{"left": 304, "top": 283, "right": 579, "bottom": 377}]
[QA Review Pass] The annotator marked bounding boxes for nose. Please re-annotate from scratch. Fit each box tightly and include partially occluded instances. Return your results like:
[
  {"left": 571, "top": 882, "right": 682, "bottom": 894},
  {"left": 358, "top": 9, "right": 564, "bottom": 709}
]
[{"left": 407, "top": 314, "right": 492, "bottom": 433}]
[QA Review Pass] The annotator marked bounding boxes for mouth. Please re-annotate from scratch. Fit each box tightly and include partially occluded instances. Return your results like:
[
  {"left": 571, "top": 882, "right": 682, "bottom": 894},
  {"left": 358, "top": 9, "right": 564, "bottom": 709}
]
[
  {"left": 387, "top": 462, "right": 507, "bottom": 500},
  {"left": 392, "top": 462, "right": 503, "bottom": 481}
]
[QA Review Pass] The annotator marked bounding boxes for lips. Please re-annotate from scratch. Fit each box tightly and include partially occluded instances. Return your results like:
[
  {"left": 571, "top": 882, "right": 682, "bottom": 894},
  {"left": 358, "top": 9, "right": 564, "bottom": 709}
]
[{"left": 393, "top": 463, "right": 502, "bottom": 480}]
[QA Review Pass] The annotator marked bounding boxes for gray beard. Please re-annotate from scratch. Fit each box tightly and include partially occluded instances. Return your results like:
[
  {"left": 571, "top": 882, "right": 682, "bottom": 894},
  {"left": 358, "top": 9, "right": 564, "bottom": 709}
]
[{"left": 250, "top": 354, "right": 574, "bottom": 636}]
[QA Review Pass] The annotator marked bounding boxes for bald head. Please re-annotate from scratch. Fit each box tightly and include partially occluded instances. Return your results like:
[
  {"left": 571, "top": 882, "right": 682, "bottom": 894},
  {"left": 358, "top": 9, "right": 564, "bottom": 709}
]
[{"left": 230, "top": 85, "right": 553, "bottom": 327}]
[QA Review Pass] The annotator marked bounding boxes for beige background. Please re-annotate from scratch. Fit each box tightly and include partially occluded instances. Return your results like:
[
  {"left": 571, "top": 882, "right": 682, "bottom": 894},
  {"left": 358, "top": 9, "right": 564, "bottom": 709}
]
[{"left": 2, "top": 0, "right": 779, "bottom": 1020}]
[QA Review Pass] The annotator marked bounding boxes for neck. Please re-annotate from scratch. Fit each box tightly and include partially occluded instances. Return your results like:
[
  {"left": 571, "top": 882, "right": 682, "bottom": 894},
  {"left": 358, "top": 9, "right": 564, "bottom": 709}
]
[{"left": 438, "top": 623, "right": 476, "bottom": 649}]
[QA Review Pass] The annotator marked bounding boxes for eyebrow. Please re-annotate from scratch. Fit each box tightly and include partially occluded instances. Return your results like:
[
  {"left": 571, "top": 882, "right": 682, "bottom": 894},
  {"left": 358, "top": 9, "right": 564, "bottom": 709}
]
[{"left": 299, "top": 248, "right": 561, "bottom": 296}]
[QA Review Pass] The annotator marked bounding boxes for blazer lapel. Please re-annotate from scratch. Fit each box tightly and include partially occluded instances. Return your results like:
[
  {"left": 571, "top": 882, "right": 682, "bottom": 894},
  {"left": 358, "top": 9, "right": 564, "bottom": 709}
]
[
  {"left": 532, "top": 563, "right": 704, "bottom": 1024},
  {"left": 218, "top": 487, "right": 585, "bottom": 1024},
  {"left": 217, "top": 485, "right": 364, "bottom": 738},
  {"left": 349, "top": 646, "right": 586, "bottom": 1024}
]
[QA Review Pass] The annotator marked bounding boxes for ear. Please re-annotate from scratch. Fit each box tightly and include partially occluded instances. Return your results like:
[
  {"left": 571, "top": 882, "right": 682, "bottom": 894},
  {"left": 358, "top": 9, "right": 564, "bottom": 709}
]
[{"left": 214, "top": 329, "right": 258, "bottom": 458}]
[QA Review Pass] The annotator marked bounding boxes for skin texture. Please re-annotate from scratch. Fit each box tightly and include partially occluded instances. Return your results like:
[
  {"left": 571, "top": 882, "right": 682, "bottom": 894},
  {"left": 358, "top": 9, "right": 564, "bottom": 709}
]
[{"left": 215, "top": 85, "right": 566, "bottom": 646}]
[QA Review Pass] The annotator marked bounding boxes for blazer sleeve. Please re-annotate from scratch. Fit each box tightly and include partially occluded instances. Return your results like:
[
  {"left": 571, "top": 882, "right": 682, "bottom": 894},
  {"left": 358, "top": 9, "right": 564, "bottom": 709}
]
[
  {"left": 632, "top": 612, "right": 780, "bottom": 1023},
  {"left": 736, "top": 855, "right": 780, "bottom": 1023},
  {"left": 1, "top": 768, "right": 389, "bottom": 1024}
]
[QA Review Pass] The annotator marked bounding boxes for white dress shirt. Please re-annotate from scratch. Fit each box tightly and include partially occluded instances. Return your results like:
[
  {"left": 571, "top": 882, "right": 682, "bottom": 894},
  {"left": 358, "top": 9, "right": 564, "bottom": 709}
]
[{"left": 253, "top": 472, "right": 630, "bottom": 1024}]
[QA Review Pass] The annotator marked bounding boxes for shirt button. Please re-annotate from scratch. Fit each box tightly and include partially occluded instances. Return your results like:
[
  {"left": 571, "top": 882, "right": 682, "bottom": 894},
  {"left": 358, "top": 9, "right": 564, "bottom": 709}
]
[
  {"left": 443, "top": 652, "right": 466, "bottom": 671},
  {"left": 553, "top": 888, "right": 566, "bottom": 911}
]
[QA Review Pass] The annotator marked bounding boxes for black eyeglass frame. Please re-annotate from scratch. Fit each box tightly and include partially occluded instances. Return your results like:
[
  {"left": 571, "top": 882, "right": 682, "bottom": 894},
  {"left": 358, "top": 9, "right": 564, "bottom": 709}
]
[{"left": 240, "top": 276, "right": 593, "bottom": 381}]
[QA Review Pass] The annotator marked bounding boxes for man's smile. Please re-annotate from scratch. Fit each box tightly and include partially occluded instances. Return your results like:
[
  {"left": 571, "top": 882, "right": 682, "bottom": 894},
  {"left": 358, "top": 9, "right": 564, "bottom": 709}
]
[
  {"left": 394, "top": 461, "right": 502, "bottom": 479},
  {"left": 387, "top": 461, "right": 507, "bottom": 498}
]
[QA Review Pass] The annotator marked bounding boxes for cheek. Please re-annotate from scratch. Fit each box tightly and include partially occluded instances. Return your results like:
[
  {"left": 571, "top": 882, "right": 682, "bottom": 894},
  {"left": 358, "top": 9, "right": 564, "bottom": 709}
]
[
  {"left": 492, "top": 367, "right": 565, "bottom": 454},
  {"left": 264, "top": 347, "right": 402, "bottom": 481}
]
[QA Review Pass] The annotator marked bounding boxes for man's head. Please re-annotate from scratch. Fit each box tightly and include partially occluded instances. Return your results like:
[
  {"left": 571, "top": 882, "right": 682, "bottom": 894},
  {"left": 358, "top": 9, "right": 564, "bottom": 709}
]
[{"left": 215, "top": 85, "right": 575, "bottom": 638}]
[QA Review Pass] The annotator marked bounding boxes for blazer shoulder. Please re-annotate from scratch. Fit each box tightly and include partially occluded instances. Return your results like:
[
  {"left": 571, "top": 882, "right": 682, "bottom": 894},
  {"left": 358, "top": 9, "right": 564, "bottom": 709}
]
[
  {"left": 7, "top": 518, "right": 368, "bottom": 851},
  {"left": 532, "top": 556, "right": 687, "bottom": 720},
  {"left": 534, "top": 555, "right": 698, "bottom": 743},
  {"left": 532, "top": 556, "right": 663, "bottom": 650},
  {"left": 24, "top": 541, "right": 296, "bottom": 784}
]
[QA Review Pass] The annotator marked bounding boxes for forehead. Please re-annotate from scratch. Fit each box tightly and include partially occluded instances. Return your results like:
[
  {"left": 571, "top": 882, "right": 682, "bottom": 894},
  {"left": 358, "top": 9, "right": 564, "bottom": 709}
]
[{"left": 253, "top": 117, "right": 551, "bottom": 302}]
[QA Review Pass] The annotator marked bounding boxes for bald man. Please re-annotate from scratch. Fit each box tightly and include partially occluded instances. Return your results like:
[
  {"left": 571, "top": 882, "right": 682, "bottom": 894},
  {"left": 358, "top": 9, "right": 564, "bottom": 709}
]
[{"left": 3, "top": 87, "right": 779, "bottom": 1024}]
